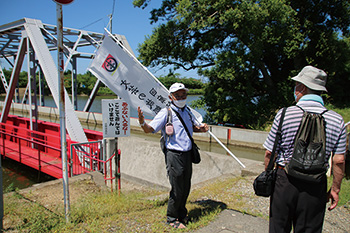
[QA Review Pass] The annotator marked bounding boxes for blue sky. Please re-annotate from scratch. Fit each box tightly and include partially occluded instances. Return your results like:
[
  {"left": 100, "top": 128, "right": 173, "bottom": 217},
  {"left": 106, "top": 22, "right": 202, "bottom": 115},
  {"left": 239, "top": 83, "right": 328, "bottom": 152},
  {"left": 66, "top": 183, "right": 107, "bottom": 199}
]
[{"left": 0, "top": 0, "right": 199, "bottom": 78}]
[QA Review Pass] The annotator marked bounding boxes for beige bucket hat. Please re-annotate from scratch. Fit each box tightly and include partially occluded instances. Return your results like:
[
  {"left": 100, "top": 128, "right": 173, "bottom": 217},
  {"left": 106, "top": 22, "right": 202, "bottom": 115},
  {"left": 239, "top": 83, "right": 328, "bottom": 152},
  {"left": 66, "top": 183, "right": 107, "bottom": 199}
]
[{"left": 291, "top": 66, "right": 327, "bottom": 92}]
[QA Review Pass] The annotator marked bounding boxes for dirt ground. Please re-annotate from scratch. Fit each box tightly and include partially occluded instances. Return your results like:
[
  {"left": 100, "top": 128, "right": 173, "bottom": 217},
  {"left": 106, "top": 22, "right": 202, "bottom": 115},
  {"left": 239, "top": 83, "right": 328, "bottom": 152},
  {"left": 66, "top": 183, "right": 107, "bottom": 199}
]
[
  {"left": 13, "top": 171, "right": 152, "bottom": 213},
  {"left": 5, "top": 171, "right": 350, "bottom": 233}
]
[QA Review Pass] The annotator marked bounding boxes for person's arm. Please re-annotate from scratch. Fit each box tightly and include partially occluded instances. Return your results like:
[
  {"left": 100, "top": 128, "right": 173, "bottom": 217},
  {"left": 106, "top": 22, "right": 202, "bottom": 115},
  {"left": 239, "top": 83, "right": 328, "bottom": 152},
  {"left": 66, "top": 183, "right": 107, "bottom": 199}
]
[
  {"left": 137, "top": 107, "right": 154, "bottom": 133},
  {"left": 193, "top": 123, "right": 209, "bottom": 133},
  {"left": 264, "top": 150, "right": 273, "bottom": 170},
  {"left": 328, "top": 153, "right": 345, "bottom": 211}
]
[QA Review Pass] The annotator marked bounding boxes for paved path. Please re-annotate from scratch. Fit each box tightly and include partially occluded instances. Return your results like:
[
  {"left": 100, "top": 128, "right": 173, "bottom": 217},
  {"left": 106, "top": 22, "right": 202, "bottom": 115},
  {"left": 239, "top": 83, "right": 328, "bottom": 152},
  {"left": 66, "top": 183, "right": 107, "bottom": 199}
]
[{"left": 194, "top": 209, "right": 268, "bottom": 233}]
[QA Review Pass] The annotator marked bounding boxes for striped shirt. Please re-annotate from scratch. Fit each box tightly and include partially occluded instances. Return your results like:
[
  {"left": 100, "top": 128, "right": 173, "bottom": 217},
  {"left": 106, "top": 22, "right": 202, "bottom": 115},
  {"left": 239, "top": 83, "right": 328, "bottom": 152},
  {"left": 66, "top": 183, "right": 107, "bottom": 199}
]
[{"left": 263, "top": 100, "right": 347, "bottom": 167}]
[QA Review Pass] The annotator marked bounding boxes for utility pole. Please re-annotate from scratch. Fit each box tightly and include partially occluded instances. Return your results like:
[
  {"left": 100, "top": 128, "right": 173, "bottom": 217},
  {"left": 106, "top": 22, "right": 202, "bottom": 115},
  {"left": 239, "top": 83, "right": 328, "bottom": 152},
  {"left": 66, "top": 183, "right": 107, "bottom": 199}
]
[
  {"left": 53, "top": 0, "right": 74, "bottom": 223},
  {"left": 0, "top": 157, "right": 3, "bottom": 231}
]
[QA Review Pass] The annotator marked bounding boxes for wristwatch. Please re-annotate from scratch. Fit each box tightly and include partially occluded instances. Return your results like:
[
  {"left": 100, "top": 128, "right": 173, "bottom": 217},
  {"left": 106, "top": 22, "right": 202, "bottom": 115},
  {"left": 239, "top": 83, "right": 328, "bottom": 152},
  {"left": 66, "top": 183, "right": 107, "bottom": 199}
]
[{"left": 139, "top": 121, "right": 145, "bottom": 127}]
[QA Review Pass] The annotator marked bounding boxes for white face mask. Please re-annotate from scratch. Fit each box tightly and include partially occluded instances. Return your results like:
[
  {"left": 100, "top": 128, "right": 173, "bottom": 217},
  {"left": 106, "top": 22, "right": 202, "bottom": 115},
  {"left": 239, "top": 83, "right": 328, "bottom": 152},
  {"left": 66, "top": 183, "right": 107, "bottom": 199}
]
[{"left": 173, "top": 99, "right": 187, "bottom": 108}]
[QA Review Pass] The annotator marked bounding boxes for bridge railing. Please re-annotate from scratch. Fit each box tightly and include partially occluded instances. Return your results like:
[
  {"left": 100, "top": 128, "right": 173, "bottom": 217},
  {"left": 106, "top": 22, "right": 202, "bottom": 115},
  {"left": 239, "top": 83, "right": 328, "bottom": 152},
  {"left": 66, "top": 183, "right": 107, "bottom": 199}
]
[
  {"left": 0, "top": 121, "right": 118, "bottom": 190},
  {"left": 70, "top": 140, "right": 119, "bottom": 191},
  {"left": 0, "top": 122, "right": 62, "bottom": 176},
  {"left": 70, "top": 140, "right": 103, "bottom": 175}
]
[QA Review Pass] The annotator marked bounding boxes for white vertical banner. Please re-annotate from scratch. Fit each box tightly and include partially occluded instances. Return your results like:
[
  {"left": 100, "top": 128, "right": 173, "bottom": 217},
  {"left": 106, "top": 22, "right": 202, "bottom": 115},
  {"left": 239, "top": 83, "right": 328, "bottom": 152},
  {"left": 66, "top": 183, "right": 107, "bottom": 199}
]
[
  {"left": 89, "top": 34, "right": 170, "bottom": 117},
  {"left": 102, "top": 99, "right": 130, "bottom": 138},
  {"left": 88, "top": 31, "right": 244, "bottom": 167}
]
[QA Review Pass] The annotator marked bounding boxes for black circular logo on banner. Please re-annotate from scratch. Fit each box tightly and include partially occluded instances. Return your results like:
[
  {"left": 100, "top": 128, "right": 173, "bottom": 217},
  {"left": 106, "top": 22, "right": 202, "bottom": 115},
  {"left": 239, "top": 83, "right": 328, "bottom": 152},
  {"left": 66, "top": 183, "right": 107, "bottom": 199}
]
[{"left": 104, "top": 57, "right": 118, "bottom": 72}]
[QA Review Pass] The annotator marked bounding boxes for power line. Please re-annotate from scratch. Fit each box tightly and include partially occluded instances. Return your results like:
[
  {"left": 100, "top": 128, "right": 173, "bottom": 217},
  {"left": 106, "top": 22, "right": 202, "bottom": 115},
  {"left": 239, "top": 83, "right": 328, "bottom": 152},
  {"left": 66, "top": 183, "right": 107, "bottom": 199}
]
[
  {"left": 107, "top": 0, "right": 116, "bottom": 33},
  {"left": 80, "top": 17, "right": 104, "bottom": 30},
  {"left": 80, "top": 0, "right": 115, "bottom": 31},
  {"left": 112, "top": 0, "right": 115, "bottom": 16}
]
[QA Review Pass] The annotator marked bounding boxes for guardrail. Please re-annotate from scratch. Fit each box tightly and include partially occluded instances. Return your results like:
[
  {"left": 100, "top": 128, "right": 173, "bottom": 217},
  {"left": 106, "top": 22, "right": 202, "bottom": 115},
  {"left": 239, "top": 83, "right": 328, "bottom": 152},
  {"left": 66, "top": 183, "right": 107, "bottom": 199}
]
[
  {"left": 0, "top": 121, "right": 118, "bottom": 190},
  {"left": 104, "top": 149, "right": 121, "bottom": 193},
  {"left": 70, "top": 140, "right": 119, "bottom": 192},
  {"left": 0, "top": 122, "right": 62, "bottom": 177},
  {"left": 0, "top": 101, "right": 269, "bottom": 149},
  {"left": 70, "top": 141, "right": 103, "bottom": 175}
]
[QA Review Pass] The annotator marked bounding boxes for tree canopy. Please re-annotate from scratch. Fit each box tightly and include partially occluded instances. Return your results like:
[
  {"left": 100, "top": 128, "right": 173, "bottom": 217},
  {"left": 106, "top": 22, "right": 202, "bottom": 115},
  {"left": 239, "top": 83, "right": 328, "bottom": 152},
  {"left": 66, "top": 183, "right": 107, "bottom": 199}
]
[
  {"left": 134, "top": 0, "right": 350, "bottom": 128},
  {"left": 157, "top": 72, "right": 205, "bottom": 92}
]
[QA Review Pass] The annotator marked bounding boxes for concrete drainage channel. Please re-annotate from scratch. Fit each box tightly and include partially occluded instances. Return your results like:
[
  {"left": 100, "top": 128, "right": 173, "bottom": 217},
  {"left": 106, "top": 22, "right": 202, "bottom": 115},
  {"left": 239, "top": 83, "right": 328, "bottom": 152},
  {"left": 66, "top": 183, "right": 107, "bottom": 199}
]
[
  {"left": 2, "top": 101, "right": 267, "bottom": 189},
  {"left": 116, "top": 135, "right": 264, "bottom": 190}
]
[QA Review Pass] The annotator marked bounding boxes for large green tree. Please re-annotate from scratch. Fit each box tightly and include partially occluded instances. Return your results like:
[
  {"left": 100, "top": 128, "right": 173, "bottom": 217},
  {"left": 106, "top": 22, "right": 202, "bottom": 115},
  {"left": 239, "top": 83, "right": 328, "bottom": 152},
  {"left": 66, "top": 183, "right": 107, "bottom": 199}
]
[{"left": 134, "top": 0, "right": 350, "bottom": 128}]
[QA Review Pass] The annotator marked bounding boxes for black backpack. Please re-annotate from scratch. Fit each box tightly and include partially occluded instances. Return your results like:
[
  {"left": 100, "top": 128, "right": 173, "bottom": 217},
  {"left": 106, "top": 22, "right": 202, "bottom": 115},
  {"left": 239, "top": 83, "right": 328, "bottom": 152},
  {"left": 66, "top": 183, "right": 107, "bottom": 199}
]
[
  {"left": 160, "top": 107, "right": 173, "bottom": 155},
  {"left": 285, "top": 106, "right": 328, "bottom": 183}
]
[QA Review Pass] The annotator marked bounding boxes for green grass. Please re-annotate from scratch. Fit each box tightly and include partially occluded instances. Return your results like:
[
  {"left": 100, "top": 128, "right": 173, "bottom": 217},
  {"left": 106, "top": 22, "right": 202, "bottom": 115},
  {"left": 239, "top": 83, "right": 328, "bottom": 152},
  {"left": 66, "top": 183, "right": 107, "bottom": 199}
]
[
  {"left": 262, "top": 105, "right": 350, "bottom": 132},
  {"left": 3, "top": 177, "right": 255, "bottom": 232},
  {"left": 325, "top": 104, "right": 350, "bottom": 124},
  {"left": 4, "top": 183, "right": 225, "bottom": 232},
  {"left": 4, "top": 192, "right": 64, "bottom": 232},
  {"left": 4, "top": 176, "right": 350, "bottom": 232},
  {"left": 330, "top": 175, "right": 350, "bottom": 207}
]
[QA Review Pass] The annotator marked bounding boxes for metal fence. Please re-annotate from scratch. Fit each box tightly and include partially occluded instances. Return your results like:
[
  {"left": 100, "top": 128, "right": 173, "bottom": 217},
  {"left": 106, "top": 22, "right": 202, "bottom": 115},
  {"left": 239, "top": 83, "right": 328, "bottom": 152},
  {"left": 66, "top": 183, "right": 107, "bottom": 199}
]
[
  {"left": 0, "top": 122, "right": 62, "bottom": 177},
  {"left": 70, "top": 141, "right": 104, "bottom": 176},
  {"left": 0, "top": 119, "right": 119, "bottom": 192},
  {"left": 70, "top": 140, "right": 119, "bottom": 192}
]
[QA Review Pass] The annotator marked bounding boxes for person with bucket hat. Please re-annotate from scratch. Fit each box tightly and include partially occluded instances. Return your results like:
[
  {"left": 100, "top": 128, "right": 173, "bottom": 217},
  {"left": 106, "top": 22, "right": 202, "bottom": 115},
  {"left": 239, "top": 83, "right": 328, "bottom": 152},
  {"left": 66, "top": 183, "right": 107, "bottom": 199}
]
[
  {"left": 263, "top": 66, "right": 346, "bottom": 232},
  {"left": 137, "top": 83, "right": 209, "bottom": 229}
]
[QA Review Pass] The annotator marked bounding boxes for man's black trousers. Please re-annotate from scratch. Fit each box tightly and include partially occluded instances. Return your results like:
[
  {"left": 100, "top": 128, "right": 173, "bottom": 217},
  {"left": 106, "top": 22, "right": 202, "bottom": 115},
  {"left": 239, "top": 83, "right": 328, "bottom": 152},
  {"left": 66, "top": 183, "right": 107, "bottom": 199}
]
[
  {"left": 165, "top": 149, "right": 192, "bottom": 223},
  {"left": 269, "top": 168, "right": 327, "bottom": 233}
]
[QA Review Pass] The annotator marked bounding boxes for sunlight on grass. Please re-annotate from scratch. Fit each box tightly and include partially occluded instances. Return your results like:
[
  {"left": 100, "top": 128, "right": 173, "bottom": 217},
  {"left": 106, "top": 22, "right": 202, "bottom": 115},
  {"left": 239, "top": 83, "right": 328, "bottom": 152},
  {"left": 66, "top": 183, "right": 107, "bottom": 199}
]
[
  {"left": 4, "top": 175, "right": 350, "bottom": 232},
  {"left": 4, "top": 192, "right": 64, "bottom": 232},
  {"left": 326, "top": 104, "right": 350, "bottom": 124},
  {"left": 328, "top": 175, "right": 350, "bottom": 207}
]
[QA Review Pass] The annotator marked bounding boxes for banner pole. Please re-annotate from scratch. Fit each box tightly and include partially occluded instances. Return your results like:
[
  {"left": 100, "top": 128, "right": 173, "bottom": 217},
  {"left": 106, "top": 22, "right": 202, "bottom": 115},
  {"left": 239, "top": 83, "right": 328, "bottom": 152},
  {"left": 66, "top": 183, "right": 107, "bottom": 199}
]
[
  {"left": 208, "top": 130, "right": 246, "bottom": 168},
  {"left": 104, "top": 29, "right": 170, "bottom": 93},
  {"left": 188, "top": 110, "right": 246, "bottom": 168},
  {"left": 101, "top": 29, "right": 246, "bottom": 168}
]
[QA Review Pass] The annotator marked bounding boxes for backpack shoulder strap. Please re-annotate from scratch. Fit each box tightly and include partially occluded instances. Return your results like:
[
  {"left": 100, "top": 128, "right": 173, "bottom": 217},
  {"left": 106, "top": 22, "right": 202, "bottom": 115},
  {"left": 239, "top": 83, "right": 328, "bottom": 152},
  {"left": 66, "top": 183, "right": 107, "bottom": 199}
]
[
  {"left": 162, "top": 107, "right": 173, "bottom": 141},
  {"left": 267, "top": 107, "right": 287, "bottom": 171},
  {"left": 166, "top": 107, "right": 172, "bottom": 124},
  {"left": 320, "top": 109, "right": 328, "bottom": 116},
  {"left": 296, "top": 105, "right": 305, "bottom": 112},
  {"left": 185, "top": 106, "right": 194, "bottom": 123}
]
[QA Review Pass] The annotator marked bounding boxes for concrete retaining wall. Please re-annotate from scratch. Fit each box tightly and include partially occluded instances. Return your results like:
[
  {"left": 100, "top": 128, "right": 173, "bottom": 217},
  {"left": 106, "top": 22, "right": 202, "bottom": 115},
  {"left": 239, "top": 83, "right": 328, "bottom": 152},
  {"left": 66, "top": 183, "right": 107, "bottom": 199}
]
[
  {"left": 0, "top": 101, "right": 265, "bottom": 188},
  {"left": 0, "top": 101, "right": 268, "bottom": 150},
  {"left": 117, "top": 135, "right": 263, "bottom": 189}
]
